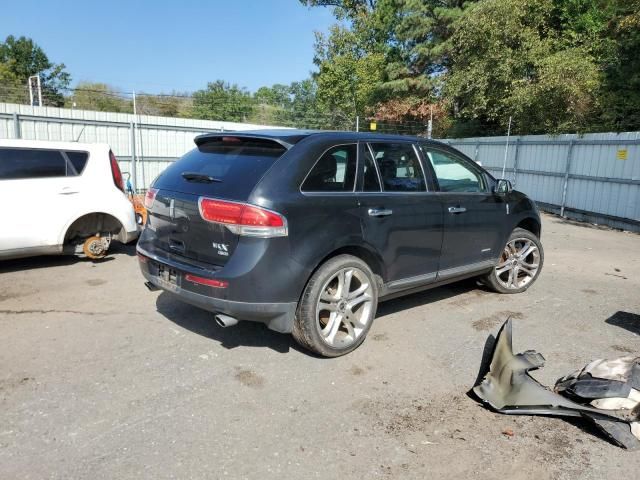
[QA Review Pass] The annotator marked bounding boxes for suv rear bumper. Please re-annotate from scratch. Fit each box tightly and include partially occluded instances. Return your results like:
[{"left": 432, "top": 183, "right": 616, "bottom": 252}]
[{"left": 137, "top": 246, "right": 297, "bottom": 333}]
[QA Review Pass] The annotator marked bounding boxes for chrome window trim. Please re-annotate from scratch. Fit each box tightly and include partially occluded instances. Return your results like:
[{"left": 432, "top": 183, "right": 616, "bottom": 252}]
[
  {"left": 437, "top": 259, "right": 496, "bottom": 280},
  {"left": 386, "top": 271, "right": 437, "bottom": 290},
  {"left": 355, "top": 191, "right": 438, "bottom": 196}
]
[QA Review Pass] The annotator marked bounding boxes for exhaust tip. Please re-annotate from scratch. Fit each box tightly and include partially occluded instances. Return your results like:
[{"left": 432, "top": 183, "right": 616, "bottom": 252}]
[
  {"left": 215, "top": 314, "right": 238, "bottom": 328},
  {"left": 144, "top": 281, "right": 160, "bottom": 292}
]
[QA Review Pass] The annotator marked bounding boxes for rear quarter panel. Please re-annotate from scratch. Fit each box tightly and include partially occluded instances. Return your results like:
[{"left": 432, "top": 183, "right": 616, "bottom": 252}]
[
  {"left": 249, "top": 136, "right": 366, "bottom": 300},
  {"left": 55, "top": 144, "right": 137, "bottom": 245}
]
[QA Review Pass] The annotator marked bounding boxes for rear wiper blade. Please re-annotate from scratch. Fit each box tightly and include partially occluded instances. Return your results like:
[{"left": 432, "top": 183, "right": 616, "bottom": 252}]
[{"left": 181, "top": 172, "right": 222, "bottom": 183}]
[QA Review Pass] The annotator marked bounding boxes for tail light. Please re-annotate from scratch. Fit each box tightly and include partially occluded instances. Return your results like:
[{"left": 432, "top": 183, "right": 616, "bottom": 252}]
[
  {"left": 198, "top": 198, "right": 287, "bottom": 238},
  {"left": 109, "top": 151, "right": 125, "bottom": 192},
  {"left": 144, "top": 188, "right": 158, "bottom": 209}
]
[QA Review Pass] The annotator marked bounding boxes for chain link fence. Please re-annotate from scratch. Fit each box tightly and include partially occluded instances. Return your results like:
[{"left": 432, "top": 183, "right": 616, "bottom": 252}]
[{"left": 1, "top": 101, "right": 638, "bottom": 232}]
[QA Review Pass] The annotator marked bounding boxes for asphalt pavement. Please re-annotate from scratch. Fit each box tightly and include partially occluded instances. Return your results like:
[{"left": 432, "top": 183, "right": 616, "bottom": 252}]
[{"left": 1, "top": 213, "right": 639, "bottom": 479}]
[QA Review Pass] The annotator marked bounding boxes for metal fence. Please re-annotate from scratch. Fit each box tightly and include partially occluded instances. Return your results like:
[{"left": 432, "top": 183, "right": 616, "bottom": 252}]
[
  {"left": 0, "top": 102, "right": 284, "bottom": 191},
  {"left": 445, "top": 132, "right": 640, "bottom": 232},
  {"left": 1, "top": 102, "right": 638, "bottom": 232}
]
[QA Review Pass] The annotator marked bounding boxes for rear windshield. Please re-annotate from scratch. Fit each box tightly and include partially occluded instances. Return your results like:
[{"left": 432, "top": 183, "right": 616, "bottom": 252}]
[{"left": 153, "top": 137, "right": 286, "bottom": 199}]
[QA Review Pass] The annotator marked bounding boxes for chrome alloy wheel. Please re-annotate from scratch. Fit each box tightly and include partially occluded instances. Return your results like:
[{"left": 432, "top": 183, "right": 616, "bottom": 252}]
[
  {"left": 316, "top": 267, "right": 374, "bottom": 348},
  {"left": 495, "top": 237, "right": 541, "bottom": 290}
]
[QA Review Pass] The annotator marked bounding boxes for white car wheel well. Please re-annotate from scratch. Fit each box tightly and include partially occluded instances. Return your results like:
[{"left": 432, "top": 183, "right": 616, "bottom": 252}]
[{"left": 63, "top": 212, "right": 126, "bottom": 245}]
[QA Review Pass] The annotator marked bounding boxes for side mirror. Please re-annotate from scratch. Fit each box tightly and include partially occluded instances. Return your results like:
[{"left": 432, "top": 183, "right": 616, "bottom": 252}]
[{"left": 495, "top": 179, "right": 513, "bottom": 195}]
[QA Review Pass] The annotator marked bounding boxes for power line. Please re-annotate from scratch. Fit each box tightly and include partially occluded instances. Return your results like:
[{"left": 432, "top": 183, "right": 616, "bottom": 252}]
[{"left": 0, "top": 83, "right": 435, "bottom": 134}]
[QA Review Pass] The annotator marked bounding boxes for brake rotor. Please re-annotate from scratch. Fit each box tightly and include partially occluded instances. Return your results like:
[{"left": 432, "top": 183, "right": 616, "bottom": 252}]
[{"left": 83, "top": 236, "right": 107, "bottom": 259}]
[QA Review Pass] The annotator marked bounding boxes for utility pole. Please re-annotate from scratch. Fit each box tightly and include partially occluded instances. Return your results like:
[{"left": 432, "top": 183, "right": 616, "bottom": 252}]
[
  {"left": 356, "top": 116, "right": 359, "bottom": 132},
  {"left": 427, "top": 105, "right": 433, "bottom": 139},
  {"left": 131, "top": 90, "right": 138, "bottom": 192},
  {"left": 28, "top": 75, "right": 42, "bottom": 106},
  {"left": 132, "top": 89, "right": 137, "bottom": 117}
]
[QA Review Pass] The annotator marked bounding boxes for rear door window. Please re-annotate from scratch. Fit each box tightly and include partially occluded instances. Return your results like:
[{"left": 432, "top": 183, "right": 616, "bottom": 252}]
[
  {"left": 0, "top": 147, "right": 87, "bottom": 179},
  {"left": 64, "top": 151, "right": 89, "bottom": 174},
  {"left": 301, "top": 144, "right": 357, "bottom": 192},
  {"left": 368, "top": 143, "right": 426, "bottom": 192}
]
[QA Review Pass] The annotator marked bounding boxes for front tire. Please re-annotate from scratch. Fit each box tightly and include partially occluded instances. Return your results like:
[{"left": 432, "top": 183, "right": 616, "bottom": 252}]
[
  {"left": 293, "top": 255, "right": 378, "bottom": 357},
  {"left": 483, "top": 227, "right": 544, "bottom": 294}
]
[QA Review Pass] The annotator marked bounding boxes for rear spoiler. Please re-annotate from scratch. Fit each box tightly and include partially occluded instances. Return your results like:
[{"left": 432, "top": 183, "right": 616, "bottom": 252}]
[{"left": 194, "top": 132, "right": 308, "bottom": 150}]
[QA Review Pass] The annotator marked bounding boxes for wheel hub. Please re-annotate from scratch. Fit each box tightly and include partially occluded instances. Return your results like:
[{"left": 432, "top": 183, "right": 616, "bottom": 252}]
[
  {"left": 316, "top": 267, "right": 374, "bottom": 348},
  {"left": 495, "top": 237, "right": 540, "bottom": 290}
]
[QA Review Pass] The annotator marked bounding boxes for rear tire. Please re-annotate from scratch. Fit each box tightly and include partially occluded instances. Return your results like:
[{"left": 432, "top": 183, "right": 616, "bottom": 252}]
[
  {"left": 293, "top": 255, "right": 378, "bottom": 357},
  {"left": 483, "top": 227, "right": 543, "bottom": 294}
]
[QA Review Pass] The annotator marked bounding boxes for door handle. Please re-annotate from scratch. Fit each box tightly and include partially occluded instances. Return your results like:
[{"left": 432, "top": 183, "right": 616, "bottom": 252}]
[
  {"left": 368, "top": 208, "right": 393, "bottom": 217},
  {"left": 448, "top": 206, "right": 467, "bottom": 214}
]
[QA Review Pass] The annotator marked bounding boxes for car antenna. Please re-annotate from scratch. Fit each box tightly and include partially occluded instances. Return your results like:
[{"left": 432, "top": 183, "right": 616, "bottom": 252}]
[{"left": 73, "top": 126, "right": 85, "bottom": 142}]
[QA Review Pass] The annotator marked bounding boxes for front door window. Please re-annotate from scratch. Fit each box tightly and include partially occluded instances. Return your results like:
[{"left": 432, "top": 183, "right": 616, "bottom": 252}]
[
  {"left": 421, "top": 147, "right": 485, "bottom": 193},
  {"left": 368, "top": 143, "right": 426, "bottom": 192}
]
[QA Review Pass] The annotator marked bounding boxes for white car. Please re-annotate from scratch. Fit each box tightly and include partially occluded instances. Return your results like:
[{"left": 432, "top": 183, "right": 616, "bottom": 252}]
[{"left": 0, "top": 139, "right": 139, "bottom": 260}]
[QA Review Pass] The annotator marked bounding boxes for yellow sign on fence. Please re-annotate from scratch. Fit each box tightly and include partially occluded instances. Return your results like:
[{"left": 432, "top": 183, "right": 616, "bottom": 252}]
[
  {"left": 370, "top": 121, "right": 377, "bottom": 131},
  {"left": 617, "top": 148, "right": 628, "bottom": 160}
]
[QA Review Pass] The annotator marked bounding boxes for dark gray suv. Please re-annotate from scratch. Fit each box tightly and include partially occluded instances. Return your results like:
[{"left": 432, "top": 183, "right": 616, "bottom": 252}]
[{"left": 137, "top": 130, "right": 543, "bottom": 356}]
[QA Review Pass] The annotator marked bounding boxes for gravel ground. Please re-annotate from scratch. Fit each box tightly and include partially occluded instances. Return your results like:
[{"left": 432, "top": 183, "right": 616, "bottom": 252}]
[{"left": 1, "top": 213, "right": 639, "bottom": 479}]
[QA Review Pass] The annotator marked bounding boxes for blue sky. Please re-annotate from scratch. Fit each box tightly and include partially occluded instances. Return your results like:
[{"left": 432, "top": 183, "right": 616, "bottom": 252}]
[{"left": 0, "top": 0, "right": 336, "bottom": 93}]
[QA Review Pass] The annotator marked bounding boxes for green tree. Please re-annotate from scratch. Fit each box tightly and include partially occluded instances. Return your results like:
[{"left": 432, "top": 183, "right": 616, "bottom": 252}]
[
  {"left": 136, "top": 92, "right": 193, "bottom": 117},
  {"left": 444, "top": 0, "right": 601, "bottom": 135},
  {"left": 304, "top": 0, "right": 640, "bottom": 135},
  {"left": 254, "top": 84, "right": 291, "bottom": 108},
  {"left": 0, "top": 60, "right": 26, "bottom": 103},
  {"left": 380, "top": 0, "right": 475, "bottom": 99},
  {"left": 249, "top": 80, "right": 329, "bottom": 128},
  {"left": 314, "top": 24, "right": 386, "bottom": 126},
  {"left": 0, "top": 35, "right": 71, "bottom": 106},
  {"left": 65, "top": 82, "right": 131, "bottom": 112},
  {"left": 287, "top": 78, "right": 332, "bottom": 129},
  {"left": 595, "top": 0, "right": 640, "bottom": 131},
  {"left": 191, "top": 80, "right": 254, "bottom": 122},
  {"left": 302, "top": 1, "right": 471, "bottom": 104},
  {"left": 251, "top": 84, "right": 294, "bottom": 125},
  {"left": 302, "top": 0, "right": 458, "bottom": 127},
  {"left": 300, "top": 1, "right": 378, "bottom": 18}
]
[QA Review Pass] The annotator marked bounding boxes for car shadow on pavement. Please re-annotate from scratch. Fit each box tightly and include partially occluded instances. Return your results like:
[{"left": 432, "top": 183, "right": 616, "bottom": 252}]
[
  {"left": 109, "top": 242, "right": 138, "bottom": 257},
  {"left": 605, "top": 311, "right": 640, "bottom": 336},
  {"left": 0, "top": 242, "right": 136, "bottom": 274},
  {"left": 155, "top": 292, "right": 301, "bottom": 354},
  {"left": 0, "top": 251, "right": 117, "bottom": 273},
  {"left": 155, "top": 279, "right": 487, "bottom": 356},
  {"left": 377, "top": 278, "right": 486, "bottom": 317}
]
